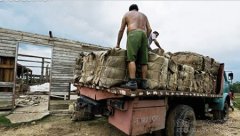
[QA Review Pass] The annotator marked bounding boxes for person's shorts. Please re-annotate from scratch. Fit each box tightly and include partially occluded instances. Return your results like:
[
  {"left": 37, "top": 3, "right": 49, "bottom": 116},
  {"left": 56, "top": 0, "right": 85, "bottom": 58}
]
[{"left": 126, "top": 30, "right": 148, "bottom": 65}]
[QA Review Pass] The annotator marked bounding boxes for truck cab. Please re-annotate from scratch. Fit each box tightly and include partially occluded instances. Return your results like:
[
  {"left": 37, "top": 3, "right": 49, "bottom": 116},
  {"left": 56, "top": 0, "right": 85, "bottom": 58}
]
[{"left": 212, "top": 71, "right": 233, "bottom": 120}]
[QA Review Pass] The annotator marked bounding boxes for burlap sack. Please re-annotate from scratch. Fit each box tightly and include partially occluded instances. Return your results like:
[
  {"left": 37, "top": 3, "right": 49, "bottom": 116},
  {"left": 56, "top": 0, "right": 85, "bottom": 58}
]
[
  {"left": 211, "top": 60, "right": 220, "bottom": 76},
  {"left": 93, "top": 48, "right": 127, "bottom": 88},
  {"left": 73, "top": 52, "right": 85, "bottom": 83},
  {"left": 177, "top": 65, "right": 194, "bottom": 92},
  {"left": 172, "top": 52, "right": 204, "bottom": 72},
  {"left": 152, "top": 48, "right": 165, "bottom": 56},
  {"left": 194, "top": 72, "right": 216, "bottom": 94},
  {"left": 79, "top": 52, "right": 98, "bottom": 85},
  {"left": 166, "top": 59, "right": 178, "bottom": 91},
  {"left": 147, "top": 52, "right": 168, "bottom": 89}
]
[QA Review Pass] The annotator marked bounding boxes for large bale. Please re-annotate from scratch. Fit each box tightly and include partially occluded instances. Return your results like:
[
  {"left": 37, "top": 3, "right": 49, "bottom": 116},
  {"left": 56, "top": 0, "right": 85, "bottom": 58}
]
[
  {"left": 210, "top": 60, "right": 220, "bottom": 76},
  {"left": 152, "top": 48, "right": 164, "bottom": 56},
  {"left": 93, "top": 48, "right": 127, "bottom": 88},
  {"left": 172, "top": 52, "right": 203, "bottom": 72},
  {"left": 166, "top": 59, "right": 178, "bottom": 91},
  {"left": 177, "top": 64, "right": 194, "bottom": 92},
  {"left": 147, "top": 52, "right": 168, "bottom": 89},
  {"left": 194, "top": 72, "right": 216, "bottom": 94},
  {"left": 79, "top": 52, "right": 98, "bottom": 85},
  {"left": 73, "top": 52, "right": 85, "bottom": 83}
]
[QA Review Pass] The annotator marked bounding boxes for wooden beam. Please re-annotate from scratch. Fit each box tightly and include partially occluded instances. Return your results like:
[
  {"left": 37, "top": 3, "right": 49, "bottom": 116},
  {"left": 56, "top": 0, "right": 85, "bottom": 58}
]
[
  {"left": 0, "top": 64, "right": 14, "bottom": 69},
  {"left": 0, "top": 82, "right": 14, "bottom": 88},
  {"left": 17, "top": 59, "right": 51, "bottom": 63},
  {"left": 18, "top": 54, "right": 51, "bottom": 59}
]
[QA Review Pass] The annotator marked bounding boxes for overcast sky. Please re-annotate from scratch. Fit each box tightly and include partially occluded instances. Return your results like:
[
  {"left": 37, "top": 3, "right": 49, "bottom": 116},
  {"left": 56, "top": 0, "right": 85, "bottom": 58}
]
[{"left": 0, "top": 1, "right": 239, "bottom": 82}]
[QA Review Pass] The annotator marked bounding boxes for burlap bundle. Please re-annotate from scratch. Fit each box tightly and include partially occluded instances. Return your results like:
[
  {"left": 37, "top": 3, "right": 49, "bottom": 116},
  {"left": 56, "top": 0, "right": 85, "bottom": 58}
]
[
  {"left": 147, "top": 52, "right": 168, "bottom": 89},
  {"left": 152, "top": 48, "right": 165, "bottom": 56},
  {"left": 210, "top": 60, "right": 220, "bottom": 76},
  {"left": 194, "top": 72, "right": 216, "bottom": 94},
  {"left": 172, "top": 52, "right": 204, "bottom": 72},
  {"left": 93, "top": 48, "right": 127, "bottom": 88},
  {"left": 166, "top": 59, "right": 178, "bottom": 91},
  {"left": 79, "top": 52, "right": 98, "bottom": 85},
  {"left": 73, "top": 52, "right": 85, "bottom": 83},
  {"left": 177, "top": 65, "right": 194, "bottom": 92}
]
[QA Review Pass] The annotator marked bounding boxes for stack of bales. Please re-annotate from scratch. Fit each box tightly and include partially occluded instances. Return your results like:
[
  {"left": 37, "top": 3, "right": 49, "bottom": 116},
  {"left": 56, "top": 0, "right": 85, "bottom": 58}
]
[
  {"left": 74, "top": 48, "right": 220, "bottom": 94},
  {"left": 171, "top": 52, "right": 220, "bottom": 94},
  {"left": 75, "top": 48, "right": 127, "bottom": 88},
  {"left": 93, "top": 49, "right": 127, "bottom": 88},
  {"left": 167, "top": 59, "right": 178, "bottom": 90},
  {"left": 177, "top": 65, "right": 194, "bottom": 92},
  {"left": 79, "top": 52, "right": 99, "bottom": 85},
  {"left": 147, "top": 52, "right": 168, "bottom": 89}
]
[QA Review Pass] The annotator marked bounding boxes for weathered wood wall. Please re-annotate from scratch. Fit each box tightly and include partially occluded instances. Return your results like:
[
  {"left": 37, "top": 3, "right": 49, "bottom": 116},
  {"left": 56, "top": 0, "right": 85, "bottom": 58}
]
[{"left": 0, "top": 27, "right": 108, "bottom": 105}]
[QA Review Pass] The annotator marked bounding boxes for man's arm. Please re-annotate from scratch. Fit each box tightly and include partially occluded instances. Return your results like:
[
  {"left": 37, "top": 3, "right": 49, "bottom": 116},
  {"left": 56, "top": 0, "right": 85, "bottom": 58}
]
[
  {"left": 153, "top": 39, "right": 162, "bottom": 49},
  {"left": 146, "top": 17, "right": 152, "bottom": 38},
  {"left": 116, "top": 15, "right": 127, "bottom": 48}
]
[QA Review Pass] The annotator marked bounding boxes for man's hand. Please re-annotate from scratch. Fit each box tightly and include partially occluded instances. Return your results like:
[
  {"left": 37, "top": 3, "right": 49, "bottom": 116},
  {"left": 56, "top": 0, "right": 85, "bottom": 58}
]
[
  {"left": 115, "top": 44, "right": 120, "bottom": 48},
  {"left": 159, "top": 47, "right": 165, "bottom": 52}
]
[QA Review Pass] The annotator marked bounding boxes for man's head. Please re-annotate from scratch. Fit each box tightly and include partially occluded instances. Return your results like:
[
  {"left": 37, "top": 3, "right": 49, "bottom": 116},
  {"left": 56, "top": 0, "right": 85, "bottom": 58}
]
[
  {"left": 153, "top": 31, "right": 159, "bottom": 37},
  {"left": 129, "top": 4, "right": 139, "bottom": 11}
]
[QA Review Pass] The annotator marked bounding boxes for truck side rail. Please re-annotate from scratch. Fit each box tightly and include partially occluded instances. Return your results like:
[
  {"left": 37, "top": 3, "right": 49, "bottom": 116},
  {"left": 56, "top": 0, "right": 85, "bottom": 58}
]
[{"left": 75, "top": 83, "right": 223, "bottom": 98}]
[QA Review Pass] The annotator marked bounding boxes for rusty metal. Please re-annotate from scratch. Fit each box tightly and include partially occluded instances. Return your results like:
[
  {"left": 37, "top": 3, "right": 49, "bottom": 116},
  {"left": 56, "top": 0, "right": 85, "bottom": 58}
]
[
  {"left": 79, "top": 87, "right": 123, "bottom": 100},
  {"left": 75, "top": 84, "right": 222, "bottom": 98},
  {"left": 108, "top": 98, "right": 166, "bottom": 135},
  {"left": 216, "top": 63, "right": 224, "bottom": 94}
]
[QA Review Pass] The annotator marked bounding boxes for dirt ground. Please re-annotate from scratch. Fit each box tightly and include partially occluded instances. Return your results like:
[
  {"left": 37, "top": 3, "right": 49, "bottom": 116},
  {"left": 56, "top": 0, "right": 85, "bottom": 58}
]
[{"left": 0, "top": 109, "right": 240, "bottom": 136}]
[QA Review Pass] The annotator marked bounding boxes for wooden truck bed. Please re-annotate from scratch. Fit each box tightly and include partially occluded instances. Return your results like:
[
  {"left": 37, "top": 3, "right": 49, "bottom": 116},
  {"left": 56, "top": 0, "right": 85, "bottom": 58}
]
[{"left": 75, "top": 84, "right": 222, "bottom": 100}]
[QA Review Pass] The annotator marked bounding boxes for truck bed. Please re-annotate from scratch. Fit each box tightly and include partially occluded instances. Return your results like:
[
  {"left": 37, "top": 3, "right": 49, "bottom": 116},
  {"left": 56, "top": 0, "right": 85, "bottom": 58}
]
[{"left": 74, "top": 83, "right": 222, "bottom": 99}]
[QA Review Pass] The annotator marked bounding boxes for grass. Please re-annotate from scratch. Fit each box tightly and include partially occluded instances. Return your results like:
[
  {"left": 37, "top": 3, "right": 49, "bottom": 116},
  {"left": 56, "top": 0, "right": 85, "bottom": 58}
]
[
  {"left": 234, "top": 93, "right": 240, "bottom": 109},
  {"left": 0, "top": 115, "right": 12, "bottom": 127}
]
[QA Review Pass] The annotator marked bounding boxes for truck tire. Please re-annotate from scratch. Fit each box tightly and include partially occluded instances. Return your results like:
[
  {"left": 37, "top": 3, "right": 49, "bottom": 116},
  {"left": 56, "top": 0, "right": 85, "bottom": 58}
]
[
  {"left": 166, "top": 105, "right": 196, "bottom": 136},
  {"left": 213, "top": 102, "right": 229, "bottom": 122}
]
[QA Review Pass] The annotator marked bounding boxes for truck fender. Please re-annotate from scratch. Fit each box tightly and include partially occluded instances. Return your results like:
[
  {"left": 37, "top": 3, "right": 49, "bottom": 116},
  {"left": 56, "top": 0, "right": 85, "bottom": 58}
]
[{"left": 212, "top": 93, "right": 230, "bottom": 111}]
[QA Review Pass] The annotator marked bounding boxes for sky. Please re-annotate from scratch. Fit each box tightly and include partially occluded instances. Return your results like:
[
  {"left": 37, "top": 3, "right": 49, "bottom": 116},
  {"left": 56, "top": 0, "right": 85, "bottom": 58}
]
[{"left": 0, "top": 1, "right": 239, "bottom": 82}]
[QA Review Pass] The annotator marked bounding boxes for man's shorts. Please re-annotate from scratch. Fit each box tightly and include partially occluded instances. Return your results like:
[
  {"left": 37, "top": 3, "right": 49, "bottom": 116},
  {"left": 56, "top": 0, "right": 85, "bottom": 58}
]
[{"left": 127, "top": 30, "right": 148, "bottom": 65}]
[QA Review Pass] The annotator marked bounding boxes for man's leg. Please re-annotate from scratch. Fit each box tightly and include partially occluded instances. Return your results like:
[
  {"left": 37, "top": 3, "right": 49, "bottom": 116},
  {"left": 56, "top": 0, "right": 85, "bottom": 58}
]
[
  {"left": 120, "top": 61, "right": 138, "bottom": 90},
  {"left": 128, "top": 61, "right": 136, "bottom": 79},
  {"left": 141, "top": 64, "right": 147, "bottom": 79}
]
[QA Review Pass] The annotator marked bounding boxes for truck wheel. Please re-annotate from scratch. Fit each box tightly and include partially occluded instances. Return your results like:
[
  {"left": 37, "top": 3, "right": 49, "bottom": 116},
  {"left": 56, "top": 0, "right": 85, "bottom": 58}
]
[
  {"left": 166, "top": 105, "right": 196, "bottom": 136},
  {"left": 213, "top": 102, "right": 229, "bottom": 122}
]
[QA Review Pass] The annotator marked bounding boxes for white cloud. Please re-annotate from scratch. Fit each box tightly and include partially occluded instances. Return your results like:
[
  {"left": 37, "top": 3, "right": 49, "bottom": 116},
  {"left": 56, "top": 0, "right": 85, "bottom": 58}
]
[{"left": 1, "top": 1, "right": 240, "bottom": 81}]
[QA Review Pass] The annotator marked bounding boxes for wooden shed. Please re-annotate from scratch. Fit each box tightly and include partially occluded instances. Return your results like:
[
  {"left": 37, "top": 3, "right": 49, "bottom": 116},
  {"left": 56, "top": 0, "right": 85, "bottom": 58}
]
[{"left": 0, "top": 27, "right": 108, "bottom": 109}]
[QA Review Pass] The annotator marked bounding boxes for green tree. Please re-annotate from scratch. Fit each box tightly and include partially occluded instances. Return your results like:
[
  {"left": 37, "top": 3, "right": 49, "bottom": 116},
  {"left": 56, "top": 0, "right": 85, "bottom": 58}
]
[{"left": 230, "top": 81, "right": 240, "bottom": 93}]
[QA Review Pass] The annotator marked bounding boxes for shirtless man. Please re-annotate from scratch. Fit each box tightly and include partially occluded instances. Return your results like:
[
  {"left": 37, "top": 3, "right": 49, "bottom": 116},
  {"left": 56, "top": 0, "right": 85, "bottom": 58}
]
[{"left": 116, "top": 4, "right": 152, "bottom": 89}]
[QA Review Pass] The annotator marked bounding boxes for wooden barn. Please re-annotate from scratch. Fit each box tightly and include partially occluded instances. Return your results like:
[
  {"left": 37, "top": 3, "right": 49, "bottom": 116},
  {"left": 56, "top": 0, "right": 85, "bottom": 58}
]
[{"left": 0, "top": 27, "right": 107, "bottom": 110}]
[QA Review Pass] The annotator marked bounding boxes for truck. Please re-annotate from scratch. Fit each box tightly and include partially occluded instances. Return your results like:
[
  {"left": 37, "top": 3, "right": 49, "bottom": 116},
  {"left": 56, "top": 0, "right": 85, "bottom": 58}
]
[{"left": 72, "top": 59, "right": 233, "bottom": 136}]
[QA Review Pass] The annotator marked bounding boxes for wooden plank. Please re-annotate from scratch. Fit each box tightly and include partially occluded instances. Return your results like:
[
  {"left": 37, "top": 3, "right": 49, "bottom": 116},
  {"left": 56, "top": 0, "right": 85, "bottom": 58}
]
[
  {"left": 53, "top": 46, "right": 84, "bottom": 52},
  {"left": 0, "top": 43, "right": 17, "bottom": 48},
  {"left": 0, "top": 64, "right": 14, "bottom": 69},
  {"left": 52, "top": 60, "right": 75, "bottom": 65},
  {"left": 52, "top": 57, "right": 76, "bottom": 62},
  {"left": 0, "top": 101, "right": 12, "bottom": 110},
  {"left": 0, "top": 98, "right": 12, "bottom": 102},
  {"left": 0, "top": 82, "right": 14, "bottom": 88},
  {"left": 52, "top": 53, "right": 79, "bottom": 59},
  {"left": 0, "top": 50, "right": 15, "bottom": 57},
  {"left": 0, "top": 92, "right": 13, "bottom": 95},
  {"left": 0, "top": 40, "right": 17, "bottom": 45}
]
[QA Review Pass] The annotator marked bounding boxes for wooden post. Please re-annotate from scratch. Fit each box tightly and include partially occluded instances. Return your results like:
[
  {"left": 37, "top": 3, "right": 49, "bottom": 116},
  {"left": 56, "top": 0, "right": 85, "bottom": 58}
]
[
  {"left": 26, "top": 69, "right": 29, "bottom": 85},
  {"left": 45, "top": 64, "right": 49, "bottom": 82},
  {"left": 30, "top": 71, "right": 32, "bottom": 84},
  {"left": 41, "top": 58, "right": 44, "bottom": 84}
]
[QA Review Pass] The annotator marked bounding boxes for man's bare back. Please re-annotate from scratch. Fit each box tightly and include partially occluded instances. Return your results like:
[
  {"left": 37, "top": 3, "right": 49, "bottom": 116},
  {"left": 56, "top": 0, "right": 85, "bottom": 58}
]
[
  {"left": 124, "top": 11, "right": 151, "bottom": 34},
  {"left": 116, "top": 7, "right": 152, "bottom": 48}
]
